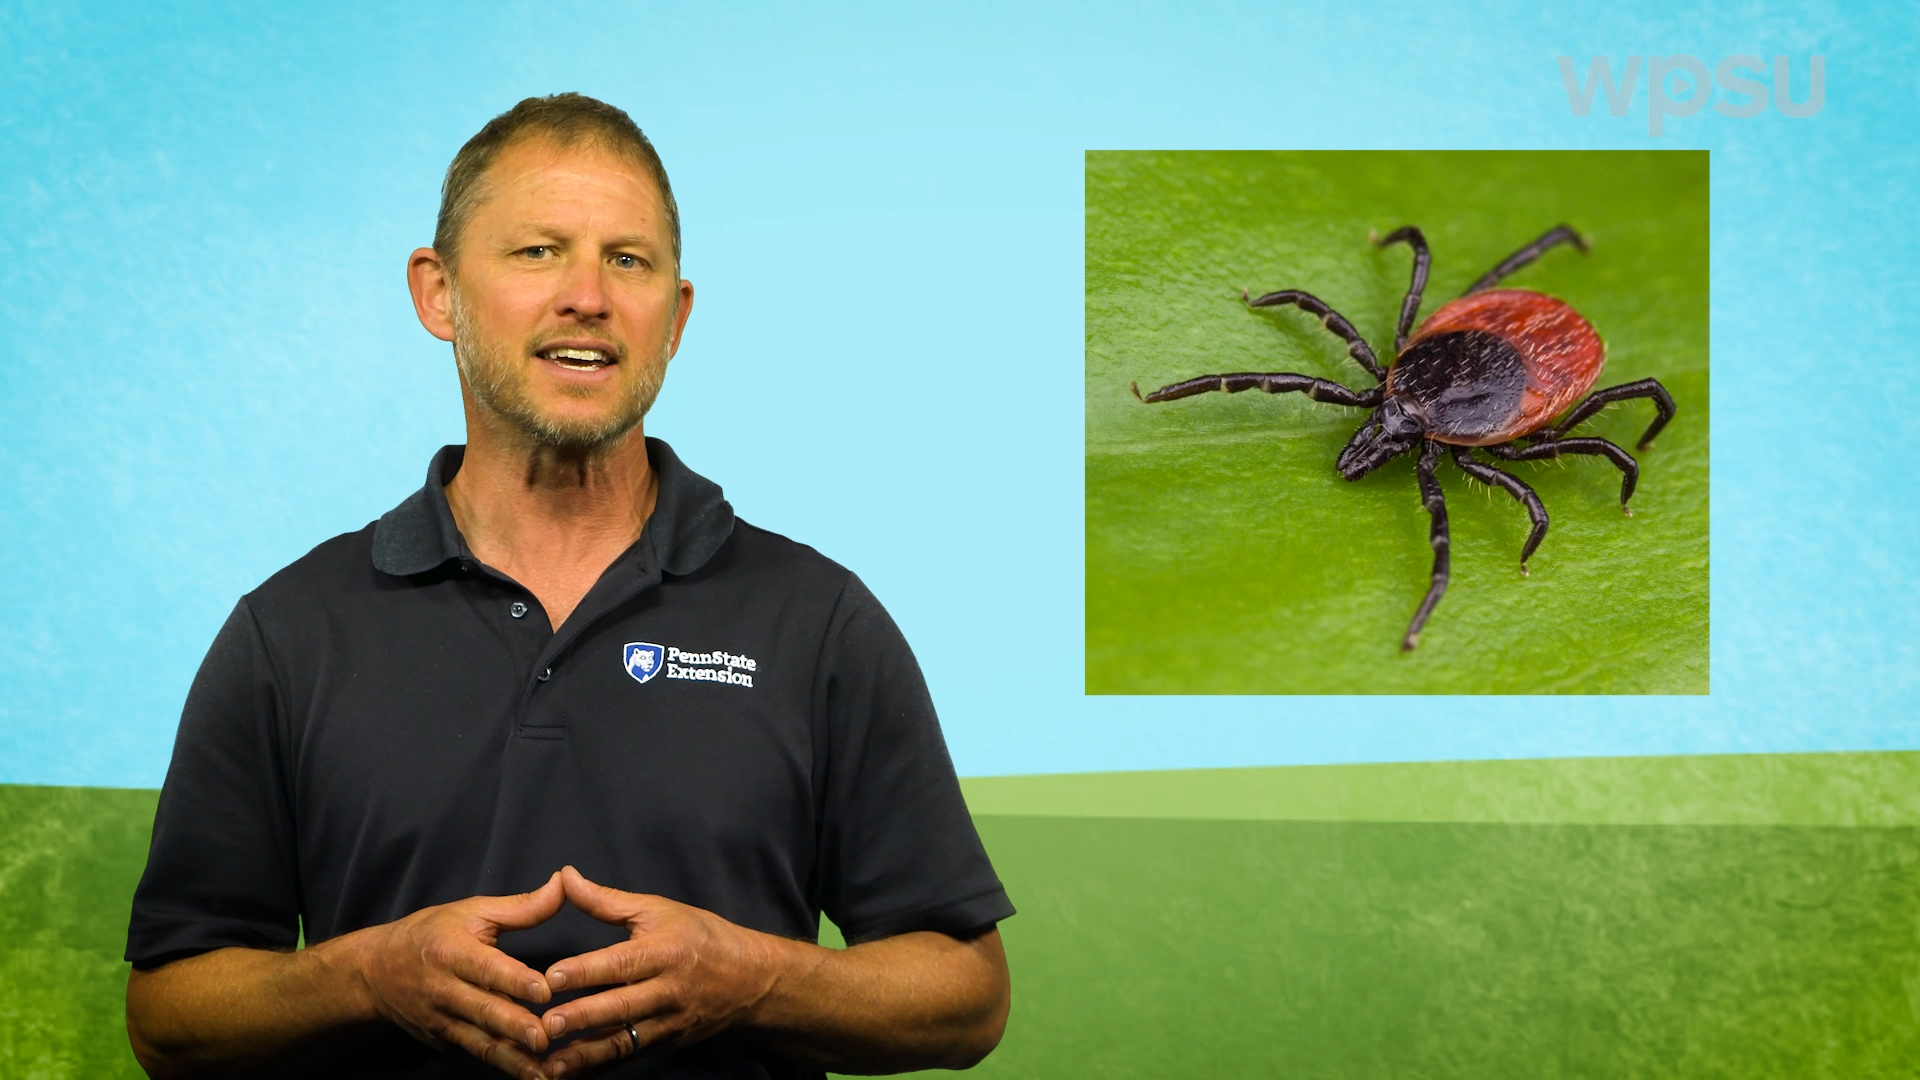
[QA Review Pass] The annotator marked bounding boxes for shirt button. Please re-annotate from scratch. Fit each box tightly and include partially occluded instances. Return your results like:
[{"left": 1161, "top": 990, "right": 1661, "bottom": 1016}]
[
  {"left": 537, "top": 668, "right": 552, "bottom": 682},
  {"left": 509, "top": 602, "right": 528, "bottom": 619}
]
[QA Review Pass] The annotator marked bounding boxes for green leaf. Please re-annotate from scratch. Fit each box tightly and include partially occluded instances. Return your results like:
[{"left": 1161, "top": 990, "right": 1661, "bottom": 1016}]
[{"left": 1086, "top": 151, "right": 1709, "bottom": 694}]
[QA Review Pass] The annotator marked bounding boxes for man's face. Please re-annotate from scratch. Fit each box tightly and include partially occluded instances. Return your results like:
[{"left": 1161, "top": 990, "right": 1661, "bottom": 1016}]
[{"left": 424, "top": 137, "right": 692, "bottom": 453}]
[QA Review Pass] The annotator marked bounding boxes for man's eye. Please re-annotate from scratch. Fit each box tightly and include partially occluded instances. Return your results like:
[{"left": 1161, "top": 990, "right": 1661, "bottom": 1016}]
[
  {"left": 612, "top": 253, "right": 640, "bottom": 270},
  {"left": 521, "top": 246, "right": 552, "bottom": 259}
]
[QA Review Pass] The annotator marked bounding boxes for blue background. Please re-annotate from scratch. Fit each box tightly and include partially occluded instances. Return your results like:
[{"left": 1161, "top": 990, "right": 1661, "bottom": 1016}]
[{"left": 2, "top": 1, "right": 1914, "bottom": 788}]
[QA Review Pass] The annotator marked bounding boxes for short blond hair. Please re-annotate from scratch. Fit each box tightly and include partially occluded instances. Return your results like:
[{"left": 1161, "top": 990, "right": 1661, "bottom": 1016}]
[{"left": 433, "top": 93, "right": 680, "bottom": 272}]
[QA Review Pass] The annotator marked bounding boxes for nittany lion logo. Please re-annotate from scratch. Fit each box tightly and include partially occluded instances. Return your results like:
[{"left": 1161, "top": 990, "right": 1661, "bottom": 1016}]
[{"left": 622, "top": 642, "right": 665, "bottom": 685}]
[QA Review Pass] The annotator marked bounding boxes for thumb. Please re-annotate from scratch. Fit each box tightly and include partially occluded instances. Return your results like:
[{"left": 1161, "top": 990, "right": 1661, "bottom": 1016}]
[
  {"left": 476, "top": 869, "right": 565, "bottom": 931},
  {"left": 559, "top": 864, "right": 643, "bottom": 925}
]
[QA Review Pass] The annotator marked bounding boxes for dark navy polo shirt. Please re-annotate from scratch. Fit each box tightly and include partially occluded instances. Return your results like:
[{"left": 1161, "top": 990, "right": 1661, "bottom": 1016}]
[{"left": 127, "top": 438, "right": 1014, "bottom": 1079}]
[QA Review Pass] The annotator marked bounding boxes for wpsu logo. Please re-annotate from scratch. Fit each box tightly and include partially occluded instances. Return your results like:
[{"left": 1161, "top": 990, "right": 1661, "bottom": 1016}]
[{"left": 1558, "top": 54, "right": 1824, "bottom": 136}]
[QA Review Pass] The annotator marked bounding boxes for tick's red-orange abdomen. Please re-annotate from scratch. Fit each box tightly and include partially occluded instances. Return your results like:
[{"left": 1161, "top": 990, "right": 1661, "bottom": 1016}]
[{"left": 1395, "top": 290, "right": 1606, "bottom": 445}]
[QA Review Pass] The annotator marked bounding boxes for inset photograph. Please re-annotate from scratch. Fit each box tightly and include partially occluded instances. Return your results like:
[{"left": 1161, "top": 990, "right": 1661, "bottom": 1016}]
[{"left": 1086, "top": 151, "right": 1709, "bottom": 694}]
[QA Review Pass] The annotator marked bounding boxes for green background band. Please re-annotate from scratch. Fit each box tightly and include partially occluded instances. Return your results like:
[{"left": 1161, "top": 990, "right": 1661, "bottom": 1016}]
[{"left": 14, "top": 752, "right": 1916, "bottom": 1077}]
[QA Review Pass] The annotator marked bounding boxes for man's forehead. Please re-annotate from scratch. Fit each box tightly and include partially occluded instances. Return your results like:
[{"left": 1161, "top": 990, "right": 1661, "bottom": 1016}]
[{"left": 474, "top": 136, "right": 666, "bottom": 231}]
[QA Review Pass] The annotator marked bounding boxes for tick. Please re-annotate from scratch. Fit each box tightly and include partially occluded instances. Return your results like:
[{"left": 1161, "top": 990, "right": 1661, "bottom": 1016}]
[{"left": 1131, "top": 225, "right": 1676, "bottom": 651}]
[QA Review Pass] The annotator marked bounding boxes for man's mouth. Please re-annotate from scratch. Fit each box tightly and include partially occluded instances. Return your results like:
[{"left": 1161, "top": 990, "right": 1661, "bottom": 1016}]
[{"left": 538, "top": 346, "right": 618, "bottom": 371}]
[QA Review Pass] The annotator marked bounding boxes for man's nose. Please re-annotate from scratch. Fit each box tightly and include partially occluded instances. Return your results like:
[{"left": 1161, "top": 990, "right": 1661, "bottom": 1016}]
[{"left": 554, "top": 257, "right": 611, "bottom": 320}]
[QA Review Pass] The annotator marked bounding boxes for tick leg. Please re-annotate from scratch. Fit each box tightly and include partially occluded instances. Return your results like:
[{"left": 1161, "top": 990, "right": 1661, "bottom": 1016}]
[
  {"left": 1131, "top": 372, "right": 1384, "bottom": 407},
  {"left": 1536, "top": 378, "right": 1677, "bottom": 450},
  {"left": 1402, "top": 439, "right": 1450, "bottom": 652},
  {"left": 1487, "top": 436, "right": 1640, "bottom": 512},
  {"left": 1448, "top": 446, "right": 1549, "bottom": 573},
  {"left": 1462, "top": 224, "right": 1588, "bottom": 296},
  {"left": 1374, "top": 226, "right": 1430, "bottom": 355},
  {"left": 1241, "top": 288, "right": 1387, "bottom": 383}
]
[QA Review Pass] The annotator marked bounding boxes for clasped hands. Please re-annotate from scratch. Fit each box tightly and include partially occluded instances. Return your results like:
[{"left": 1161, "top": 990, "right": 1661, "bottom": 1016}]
[{"left": 356, "top": 865, "right": 782, "bottom": 1080}]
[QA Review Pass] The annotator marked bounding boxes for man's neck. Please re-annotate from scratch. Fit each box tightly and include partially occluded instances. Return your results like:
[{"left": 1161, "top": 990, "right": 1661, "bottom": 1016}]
[{"left": 443, "top": 420, "right": 657, "bottom": 632}]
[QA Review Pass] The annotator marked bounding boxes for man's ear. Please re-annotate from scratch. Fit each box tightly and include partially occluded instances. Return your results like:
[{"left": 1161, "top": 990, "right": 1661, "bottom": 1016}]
[
  {"left": 667, "top": 278, "right": 695, "bottom": 359},
  {"left": 408, "top": 247, "right": 456, "bottom": 343}
]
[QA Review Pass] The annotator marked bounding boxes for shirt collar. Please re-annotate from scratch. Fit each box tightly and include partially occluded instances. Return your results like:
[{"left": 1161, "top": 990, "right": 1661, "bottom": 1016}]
[{"left": 371, "top": 437, "right": 735, "bottom": 579}]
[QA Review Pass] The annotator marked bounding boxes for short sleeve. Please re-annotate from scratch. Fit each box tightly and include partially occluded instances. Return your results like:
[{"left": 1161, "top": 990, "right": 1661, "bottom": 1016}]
[
  {"left": 126, "top": 599, "right": 302, "bottom": 968},
  {"left": 812, "top": 575, "right": 1015, "bottom": 945}
]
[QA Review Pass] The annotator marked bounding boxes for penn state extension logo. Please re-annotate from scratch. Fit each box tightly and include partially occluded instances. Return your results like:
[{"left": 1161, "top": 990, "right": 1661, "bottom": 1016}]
[
  {"left": 621, "top": 641, "right": 759, "bottom": 689},
  {"left": 622, "top": 642, "right": 665, "bottom": 684}
]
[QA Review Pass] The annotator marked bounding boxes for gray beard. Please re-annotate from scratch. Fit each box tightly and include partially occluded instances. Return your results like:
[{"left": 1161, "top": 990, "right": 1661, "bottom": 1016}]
[{"left": 449, "top": 290, "right": 669, "bottom": 455}]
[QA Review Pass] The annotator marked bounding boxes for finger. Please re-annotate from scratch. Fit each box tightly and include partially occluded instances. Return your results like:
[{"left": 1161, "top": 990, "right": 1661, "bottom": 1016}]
[
  {"left": 444, "top": 938, "right": 553, "bottom": 1006},
  {"left": 474, "top": 870, "right": 566, "bottom": 932},
  {"left": 546, "top": 938, "right": 670, "bottom": 994},
  {"left": 542, "top": 1026, "right": 631, "bottom": 1077},
  {"left": 543, "top": 1019, "right": 671, "bottom": 1077},
  {"left": 541, "top": 981, "right": 674, "bottom": 1040},
  {"left": 557, "top": 864, "right": 648, "bottom": 924},
  {"left": 435, "top": 1014, "right": 553, "bottom": 1080},
  {"left": 439, "top": 977, "right": 551, "bottom": 1054}
]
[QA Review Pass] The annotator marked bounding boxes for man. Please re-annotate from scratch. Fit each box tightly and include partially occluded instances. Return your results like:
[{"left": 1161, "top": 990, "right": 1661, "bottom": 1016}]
[{"left": 125, "top": 93, "right": 1014, "bottom": 1080}]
